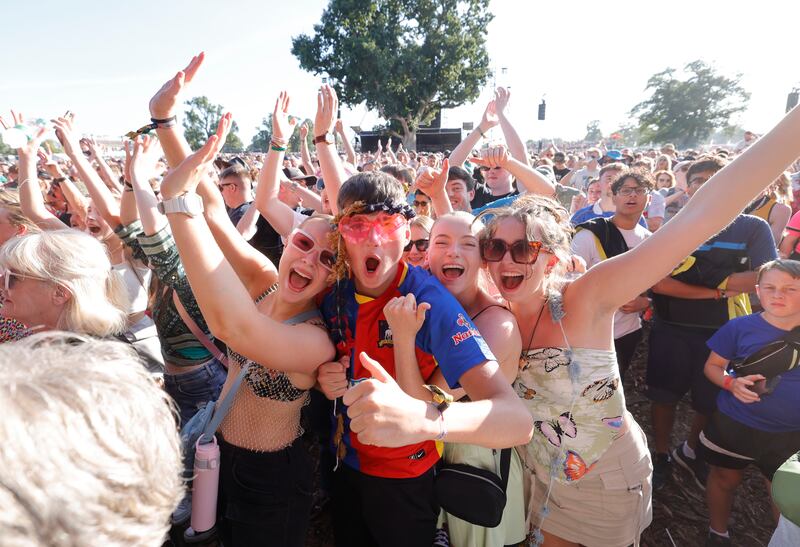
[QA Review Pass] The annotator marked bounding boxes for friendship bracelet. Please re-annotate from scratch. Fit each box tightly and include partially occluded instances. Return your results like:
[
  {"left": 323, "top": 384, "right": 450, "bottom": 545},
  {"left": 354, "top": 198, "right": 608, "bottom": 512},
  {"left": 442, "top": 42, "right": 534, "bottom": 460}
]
[
  {"left": 270, "top": 143, "right": 287, "bottom": 152},
  {"left": 270, "top": 135, "right": 288, "bottom": 147},
  {"left": 477, "top": 126, "right": 487, "bottom": 139}
]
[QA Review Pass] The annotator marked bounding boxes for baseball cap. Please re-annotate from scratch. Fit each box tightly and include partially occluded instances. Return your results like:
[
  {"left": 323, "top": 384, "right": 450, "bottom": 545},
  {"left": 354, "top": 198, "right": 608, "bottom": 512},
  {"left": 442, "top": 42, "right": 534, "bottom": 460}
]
[{"left": 283, "top": 167, "right": 318, "bottom": 187}]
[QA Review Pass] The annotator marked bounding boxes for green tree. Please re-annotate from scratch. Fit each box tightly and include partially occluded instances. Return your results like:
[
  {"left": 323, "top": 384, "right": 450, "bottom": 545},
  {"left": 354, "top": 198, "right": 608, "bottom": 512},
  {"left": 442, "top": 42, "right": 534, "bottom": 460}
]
[
  {"left": 248, "top": 116, "right": 272, "bottom": 152},
  {"left": 288, "top": 119, "right": 314, "bottom": 153},
  {"left": 183, "top": 96, "right": 243, "bottom": 152},
  {"left": 584, "top": 120, "right": 602, "bottom": 142},
  {"left": 630, "top": 60, "right": 750, "bottom": 148},
  {"left": 292, "top": 0, "right": 493, "bottom": 150}
]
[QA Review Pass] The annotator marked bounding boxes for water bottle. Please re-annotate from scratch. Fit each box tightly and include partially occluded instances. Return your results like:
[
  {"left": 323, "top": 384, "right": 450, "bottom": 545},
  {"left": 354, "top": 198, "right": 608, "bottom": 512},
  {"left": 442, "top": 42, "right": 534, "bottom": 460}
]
[{"left": 184, "top": 436, "right": 220, "bottom": 543}]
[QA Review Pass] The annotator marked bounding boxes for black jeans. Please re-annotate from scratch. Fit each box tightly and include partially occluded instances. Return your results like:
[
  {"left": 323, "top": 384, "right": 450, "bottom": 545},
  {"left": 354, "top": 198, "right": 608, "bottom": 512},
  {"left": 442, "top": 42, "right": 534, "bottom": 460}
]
[
  {"left": 217, "top": 436, "right": 313, "bottom": 547},
  {"left": 332, "top": 464, "right": 439, "bottom": 547}
]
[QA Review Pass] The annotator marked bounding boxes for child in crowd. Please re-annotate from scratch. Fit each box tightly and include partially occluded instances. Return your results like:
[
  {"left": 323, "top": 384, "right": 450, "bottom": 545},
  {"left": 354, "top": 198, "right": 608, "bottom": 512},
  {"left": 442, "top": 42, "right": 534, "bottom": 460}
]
[{"left": 700, "top": 260, "right": 800, "bottom": 546}]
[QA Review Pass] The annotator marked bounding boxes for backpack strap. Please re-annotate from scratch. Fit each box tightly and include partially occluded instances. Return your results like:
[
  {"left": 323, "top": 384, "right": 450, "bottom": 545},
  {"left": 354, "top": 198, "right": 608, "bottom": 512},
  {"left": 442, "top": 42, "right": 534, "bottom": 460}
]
[
  {"left": 198, "top": 305, "right": 323, "bottom": 443},
  {"left": 172, "top": 290, "right": 229, "bottom": 368},
  {"left": 498, "top": 448, "right": 512, "bottom": 492}
]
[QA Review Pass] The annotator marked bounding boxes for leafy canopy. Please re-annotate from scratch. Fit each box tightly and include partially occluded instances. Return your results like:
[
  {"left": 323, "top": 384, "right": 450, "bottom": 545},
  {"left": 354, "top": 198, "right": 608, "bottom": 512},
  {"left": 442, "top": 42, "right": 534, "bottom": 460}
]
[
  {"left": 183, "top": 96, "right": 243, "bottom": 152},
  {"left": 292, "top": 0, "right": 493, "bottom": 142},
  {"left": 630, "top": 60, "right": 750, "bottom": 148}
]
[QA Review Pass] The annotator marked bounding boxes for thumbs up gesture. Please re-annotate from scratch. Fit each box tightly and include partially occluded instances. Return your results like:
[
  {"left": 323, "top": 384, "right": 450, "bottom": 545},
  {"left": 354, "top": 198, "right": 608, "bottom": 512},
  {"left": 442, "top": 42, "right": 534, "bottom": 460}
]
[{"left": 343, "top": 352, "right": 436, "bottom": 447}]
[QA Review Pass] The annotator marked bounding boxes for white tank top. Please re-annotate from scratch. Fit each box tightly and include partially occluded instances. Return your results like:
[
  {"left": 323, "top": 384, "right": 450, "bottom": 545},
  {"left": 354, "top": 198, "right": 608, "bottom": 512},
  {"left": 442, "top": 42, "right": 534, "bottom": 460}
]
[{"left": 112, "top": 260, "right": 151, "bottom": 314}]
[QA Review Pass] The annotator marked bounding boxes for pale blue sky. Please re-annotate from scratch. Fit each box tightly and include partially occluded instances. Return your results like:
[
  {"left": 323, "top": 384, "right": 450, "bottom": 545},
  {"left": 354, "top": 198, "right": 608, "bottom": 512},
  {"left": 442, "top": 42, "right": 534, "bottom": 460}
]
[{"left": 2, "top": 0, "right": 798, "bottom": 145}]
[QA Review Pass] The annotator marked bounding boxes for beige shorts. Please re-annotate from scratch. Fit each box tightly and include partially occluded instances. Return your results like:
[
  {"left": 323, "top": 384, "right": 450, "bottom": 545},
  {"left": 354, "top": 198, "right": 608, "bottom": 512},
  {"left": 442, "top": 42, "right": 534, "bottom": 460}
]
[{"left": 522, "top": 415, "right": 653, "bottom": 547}]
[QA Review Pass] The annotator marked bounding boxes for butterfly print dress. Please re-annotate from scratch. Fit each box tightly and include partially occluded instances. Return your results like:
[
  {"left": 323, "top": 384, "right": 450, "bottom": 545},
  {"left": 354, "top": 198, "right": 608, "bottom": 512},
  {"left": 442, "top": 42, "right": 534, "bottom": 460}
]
[{"left": 515, "top": 345, "right": 625, "bottom": 484}]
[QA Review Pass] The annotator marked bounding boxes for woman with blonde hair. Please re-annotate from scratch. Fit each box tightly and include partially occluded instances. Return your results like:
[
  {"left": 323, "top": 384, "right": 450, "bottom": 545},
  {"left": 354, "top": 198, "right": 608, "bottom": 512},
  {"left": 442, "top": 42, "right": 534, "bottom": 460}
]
[
  {"left": 470, "top": 99, "right": 800, "bottom": 546},
  {"left": 404, "top": 215, "right": 434, "bottom": 269},
  {"left": 0, "top": 229, "right": 128, "bottom": 337}
]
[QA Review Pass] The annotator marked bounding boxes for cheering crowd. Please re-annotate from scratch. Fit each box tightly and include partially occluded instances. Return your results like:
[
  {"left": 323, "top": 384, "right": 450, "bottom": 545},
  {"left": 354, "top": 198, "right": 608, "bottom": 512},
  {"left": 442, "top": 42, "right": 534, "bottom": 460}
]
[{"left": 2, "top": 52, "right": 800, "bottom": 547}]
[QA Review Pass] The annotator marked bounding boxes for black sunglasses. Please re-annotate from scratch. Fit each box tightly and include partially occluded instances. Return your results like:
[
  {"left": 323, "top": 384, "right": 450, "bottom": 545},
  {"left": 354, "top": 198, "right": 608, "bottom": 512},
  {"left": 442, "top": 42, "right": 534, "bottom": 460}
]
[
  {"left": 413, "top": 200, "right": 430, "bottom": 208},
  {"left": 404, "top": 238, "right": 430, "bottom": 252},
  {"left": 480, "top": 239, "right": 547, "bottom": 264},
  {"left": 479, "top": 165, "right": 503, "bottom": 172}
]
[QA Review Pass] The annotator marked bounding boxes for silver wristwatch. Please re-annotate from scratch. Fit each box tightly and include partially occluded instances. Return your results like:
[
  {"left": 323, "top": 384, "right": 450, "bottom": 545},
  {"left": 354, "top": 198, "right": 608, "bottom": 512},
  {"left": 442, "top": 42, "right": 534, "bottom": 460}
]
[{"left": 157, "top": 192, "right": 204, "bottom": 217}]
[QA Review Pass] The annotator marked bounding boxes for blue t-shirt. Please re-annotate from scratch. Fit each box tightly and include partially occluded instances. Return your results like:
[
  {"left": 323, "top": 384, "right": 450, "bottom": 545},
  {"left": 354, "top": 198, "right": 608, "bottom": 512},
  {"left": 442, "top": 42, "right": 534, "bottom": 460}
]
[
  {"left": 570, "top": 204, "right": 648, "bottom": 228},
  {"left": 708, "top": 313, "right": 800, "bottom": 432},
  {"left": 319, "top": 263, "right": 495, "bottom": 478}
]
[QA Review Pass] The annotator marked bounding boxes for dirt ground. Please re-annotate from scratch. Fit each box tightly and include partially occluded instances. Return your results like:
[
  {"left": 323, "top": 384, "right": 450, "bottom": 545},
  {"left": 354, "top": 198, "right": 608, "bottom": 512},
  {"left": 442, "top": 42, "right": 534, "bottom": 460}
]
[{"left": 170, "top": 324, "right": 777, "bottom": 547}]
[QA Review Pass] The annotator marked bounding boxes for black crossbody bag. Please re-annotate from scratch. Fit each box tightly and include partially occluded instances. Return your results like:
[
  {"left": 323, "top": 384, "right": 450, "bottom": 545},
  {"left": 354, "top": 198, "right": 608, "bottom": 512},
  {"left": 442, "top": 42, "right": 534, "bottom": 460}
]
[
  {"left": 731, "top": 326, "right": 800, "bottom": 395},
  {"left": 434, "top": 447, "right": 512, "bottom": 528}
]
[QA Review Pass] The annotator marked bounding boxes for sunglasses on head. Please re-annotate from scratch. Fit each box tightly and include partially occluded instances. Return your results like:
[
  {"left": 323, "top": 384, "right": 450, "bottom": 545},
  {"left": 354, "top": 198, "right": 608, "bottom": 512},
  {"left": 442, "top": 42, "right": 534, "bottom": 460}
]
[
  {"left": 289, "top": 229, "right": 336, "bottom": 270},
  {"left": 404, "top": 238, "right": 430, "bottom": 252},
  {"left": 480, "top": 239, "right": 548, "bottom": 264},
  {"left": 338, "top": 213, "right": 407, "bottom": 245}
]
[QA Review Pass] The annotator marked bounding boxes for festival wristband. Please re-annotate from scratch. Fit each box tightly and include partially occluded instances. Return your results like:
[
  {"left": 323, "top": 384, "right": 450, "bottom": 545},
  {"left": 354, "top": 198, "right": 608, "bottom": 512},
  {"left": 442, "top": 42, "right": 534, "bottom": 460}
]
[
  {"left": 150, "top": 116, "right": 177, "bottom": 128},
  {"left": 723, "top": 375, "right": 734, "bottom": 391},
  {"left": 429, "top": 402, "right": 447, "bottom": 441}
]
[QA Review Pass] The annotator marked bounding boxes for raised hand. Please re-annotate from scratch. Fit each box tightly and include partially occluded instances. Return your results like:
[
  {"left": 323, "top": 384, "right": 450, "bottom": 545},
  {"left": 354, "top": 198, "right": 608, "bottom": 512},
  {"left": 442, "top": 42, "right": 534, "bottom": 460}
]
[
  {"left": 160, "top": 112, "right": 231, "bottom": 200},
  {"left": 299, "top": 123, "right": 309, "bottom": 139},
  {"left": 123, "top": 140, "right": 134, "bottom": 183},
  {"left": 7, "top": 111, "right": 47, "bottom": 162},
  {"left": 130, "top": 134, "right": 164, "bottom": 186},
  {"left": 383, "top": 294, "right": 430, "bottom": 343},
  {"left": 149, "top": 52, "right": 205, "bottom": 119},
  {"left": 479, "top": 99, "right": 499, "bottom": 133},
  {"left": 334, "top": 119, "right": 344, "bottom": 134},
  {"left": 472, "top": 144, "right": 511, "bottom": 169},
  {"left": 272, "top": 91, "right": 297, "bottom": 142},
  {"left": 80, "top": 136, "right": 102, "bottom": 161},
  {"left": 494, "top": 87, "right": 511, "bottom": 117},
  {"left": 314, "top": 84, "right": 338, "bottom": 138},
  {"left": 51, "top": 114, "right": 82, "bottom": 159},
  {"left": 415, "top": 158, "right": 450, "bottom": 199}
]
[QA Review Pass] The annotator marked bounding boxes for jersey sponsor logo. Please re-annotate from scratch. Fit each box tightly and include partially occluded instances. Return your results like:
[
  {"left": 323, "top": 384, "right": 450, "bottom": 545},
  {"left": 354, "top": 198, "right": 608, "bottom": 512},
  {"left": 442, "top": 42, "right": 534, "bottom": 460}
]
[
  {"left": 451, "top": 314, "right": 480, "bottom": 346},
  {"left": 377, "top": 319, "right": 394, "bottom": 348}
]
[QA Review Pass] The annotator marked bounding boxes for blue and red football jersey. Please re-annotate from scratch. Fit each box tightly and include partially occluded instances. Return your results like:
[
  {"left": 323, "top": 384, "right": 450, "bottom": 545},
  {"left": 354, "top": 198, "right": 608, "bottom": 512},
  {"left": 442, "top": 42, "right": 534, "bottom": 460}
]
[{"left": 320, "top": 262, "right": 495, "bottom": 478}]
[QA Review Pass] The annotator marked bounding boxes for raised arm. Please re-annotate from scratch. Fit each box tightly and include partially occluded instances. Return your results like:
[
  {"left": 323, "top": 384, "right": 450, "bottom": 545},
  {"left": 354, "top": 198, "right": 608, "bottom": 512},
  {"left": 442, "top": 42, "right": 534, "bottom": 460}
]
[
  {"left": 8, "top": 114, "right": 64, "bottom": 230},
  {"left": 83, "top": 137, "right": 123, "bottom": 194},
  {"left": 159, "top": 119, "right": 334, "bottom": 374},
  {"left": 129, "top": 135, "right": 167, "bottom": 236},
  {"left": 578, "top": 104, "right": 800, "bottom": 313},
  {"left": 147, "top": 56, "right": 277, "bottom": 295},
  {"left": 336, "top": 118, "right": 357, "bottom": 166},
  {"left": 494, "top": 87, "right": 529, "bottom": 165},
  {"left": 298, "top": 123, "right": 316, "bottom": 176},
  {"left": 314, "top": 85, "right": 347, "bottom": 214},
  {"left": 52, "top": 115, "right": 120, "bottom": 226},
  {"left": 449, "top": 99, "right": 499, "bottom": 168},
  {"left": 472, "top": 145, "right": 555, "bottom": 197},
  {"left": 415, "top": 159, "right": 453, "bottom": 217},
  {"left": 254, "top": 92, "right": 303, "bottom": 237}
]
